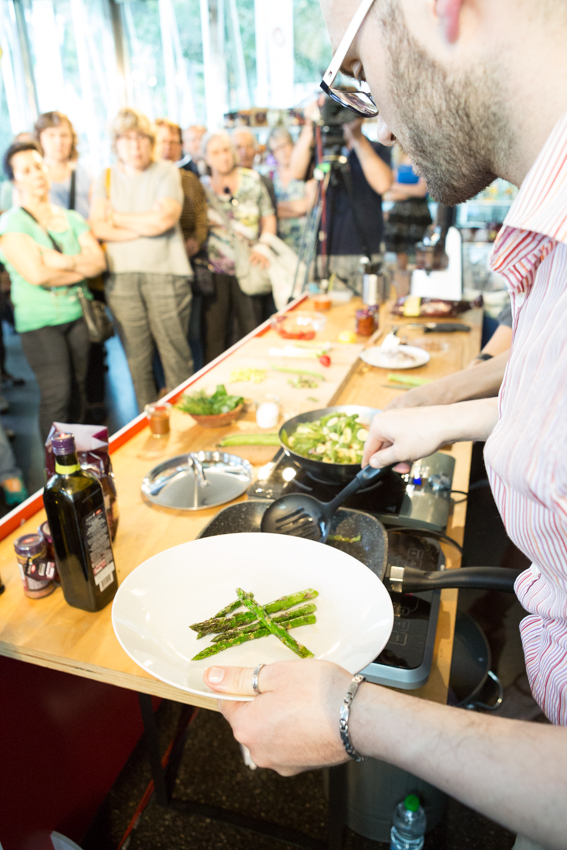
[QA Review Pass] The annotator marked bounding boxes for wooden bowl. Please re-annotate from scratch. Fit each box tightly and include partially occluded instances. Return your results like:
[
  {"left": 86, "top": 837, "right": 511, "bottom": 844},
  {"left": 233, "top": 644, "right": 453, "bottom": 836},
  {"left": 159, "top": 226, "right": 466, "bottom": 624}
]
[{"left": 190, "top": 404, "right": 244, "bottom": 429}]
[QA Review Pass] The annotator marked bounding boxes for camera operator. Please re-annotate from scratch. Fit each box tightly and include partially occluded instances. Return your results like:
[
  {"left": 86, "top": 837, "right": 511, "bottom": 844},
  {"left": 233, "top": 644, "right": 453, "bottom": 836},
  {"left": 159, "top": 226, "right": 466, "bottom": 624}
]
[{"left": 290, "top": 97, "right": 393, "bottom": 283}]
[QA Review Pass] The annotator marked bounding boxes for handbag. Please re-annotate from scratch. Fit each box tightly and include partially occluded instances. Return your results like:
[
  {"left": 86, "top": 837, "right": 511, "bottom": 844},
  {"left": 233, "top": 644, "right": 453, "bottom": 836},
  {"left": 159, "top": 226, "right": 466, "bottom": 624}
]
[
  {"left": 251, "top": 233, "right": 306, "bottom": 311},
  {"left": 190, "top": 248, "right": 215, "bottom": 296},
  {"left": 204, "top": 187, "right": 272, "bottom": 296},
  {"left": 22, "top": 208, "right": 115, "bottom": 344},
  {"left": 75, "top": 286, "right": 115, "bottom": 344}
]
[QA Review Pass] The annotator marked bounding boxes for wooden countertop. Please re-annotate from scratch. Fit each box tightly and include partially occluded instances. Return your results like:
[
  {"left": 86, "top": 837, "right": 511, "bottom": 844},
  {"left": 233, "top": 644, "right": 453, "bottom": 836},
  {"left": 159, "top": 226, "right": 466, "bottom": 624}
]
[{"left": 0, "top": 297, "right": 481, "bottom": 710}]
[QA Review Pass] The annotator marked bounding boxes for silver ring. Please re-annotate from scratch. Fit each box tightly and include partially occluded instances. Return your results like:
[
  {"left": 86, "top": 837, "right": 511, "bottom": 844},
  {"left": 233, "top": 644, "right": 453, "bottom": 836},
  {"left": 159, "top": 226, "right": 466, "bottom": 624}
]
[{"left": 252, "top": 663, "right": 266, "bottom": 695}]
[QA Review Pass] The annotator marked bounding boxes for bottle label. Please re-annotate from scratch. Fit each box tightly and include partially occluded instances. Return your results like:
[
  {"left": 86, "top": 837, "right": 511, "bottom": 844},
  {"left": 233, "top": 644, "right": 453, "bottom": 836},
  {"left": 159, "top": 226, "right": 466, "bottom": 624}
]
[
  {"left": 83, "top": 506, "right": 116, "bottom": 593},
  {"left": 55, "top": 461, "right": 81, "bottom": 474}
]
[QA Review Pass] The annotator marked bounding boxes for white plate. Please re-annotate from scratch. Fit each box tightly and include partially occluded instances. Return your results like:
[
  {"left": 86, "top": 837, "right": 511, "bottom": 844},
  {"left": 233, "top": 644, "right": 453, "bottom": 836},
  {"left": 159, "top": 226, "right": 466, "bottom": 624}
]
[
  {"left": 112, "top": 533, "right": 394, "bottom": 701},
  {"left": 360, "top": 344, "right": 430, "bottom": 370}
]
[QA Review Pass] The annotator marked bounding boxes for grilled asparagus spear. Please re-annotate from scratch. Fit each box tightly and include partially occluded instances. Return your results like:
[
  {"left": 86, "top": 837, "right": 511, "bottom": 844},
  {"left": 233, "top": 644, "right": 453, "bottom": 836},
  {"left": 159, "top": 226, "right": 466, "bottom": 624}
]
[
  {"left": 210, "top": 602, "right": 317, "bottom": 642},
  {"left": 192, "top": 614, "right": 316, "bottom": 661},
  {"left": 191, "top": 588, "right": 319, "bottom": 636},
  {"left": 236, "top": 588, "right": 314, "bottom": 659}
]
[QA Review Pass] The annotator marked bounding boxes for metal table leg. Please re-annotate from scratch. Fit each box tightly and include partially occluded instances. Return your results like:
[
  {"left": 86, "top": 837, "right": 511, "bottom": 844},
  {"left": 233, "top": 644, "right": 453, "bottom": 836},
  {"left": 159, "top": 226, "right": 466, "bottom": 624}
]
[{"left": 138, "top": 692, "right": 170, "bottom": 807}]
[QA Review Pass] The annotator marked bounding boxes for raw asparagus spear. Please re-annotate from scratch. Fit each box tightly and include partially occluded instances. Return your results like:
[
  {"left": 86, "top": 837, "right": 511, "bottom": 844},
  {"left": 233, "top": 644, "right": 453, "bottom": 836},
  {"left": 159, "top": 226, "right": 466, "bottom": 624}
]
[
  {"left": 210, "top": 603, "right": 317, "bottom": 642},
  {"left": 237, "top": 588, "right": 314, "bottom": 659},
  {"left": 192, "top": 615, "right": 316, "bottom": 661},
  {"left": 191, "top": 588, "right": 319, "bottom": 635}
]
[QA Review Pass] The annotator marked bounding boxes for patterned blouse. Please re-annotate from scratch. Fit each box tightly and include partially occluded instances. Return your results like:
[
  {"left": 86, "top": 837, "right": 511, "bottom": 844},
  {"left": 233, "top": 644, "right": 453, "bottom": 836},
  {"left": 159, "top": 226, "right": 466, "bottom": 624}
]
[
  {"left": 272, "top": 170, "right": 308, "bottom": 254},
  {"left": 202, "top": 168, "right": 274, "bottom": 275}
]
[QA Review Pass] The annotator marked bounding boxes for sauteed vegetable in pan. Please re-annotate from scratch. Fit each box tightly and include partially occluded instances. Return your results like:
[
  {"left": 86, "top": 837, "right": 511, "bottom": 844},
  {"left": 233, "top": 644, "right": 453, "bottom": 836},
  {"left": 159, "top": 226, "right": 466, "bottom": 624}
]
[{"left": 285, "top": 412, "right": 369, "bottom": 465}]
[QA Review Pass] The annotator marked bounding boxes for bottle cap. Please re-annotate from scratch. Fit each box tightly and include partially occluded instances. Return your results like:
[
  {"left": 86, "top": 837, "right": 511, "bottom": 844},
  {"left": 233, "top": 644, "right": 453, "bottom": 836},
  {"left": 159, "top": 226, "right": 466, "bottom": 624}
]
[
  {"left": 14, "top": 533, "right": 45, "bottom": 558},
  {"left": 404, "top": 794, "right": 420, "bottom": 812},
  {"left": 52, "top": 432, "right": 76, "bottom": 456}
]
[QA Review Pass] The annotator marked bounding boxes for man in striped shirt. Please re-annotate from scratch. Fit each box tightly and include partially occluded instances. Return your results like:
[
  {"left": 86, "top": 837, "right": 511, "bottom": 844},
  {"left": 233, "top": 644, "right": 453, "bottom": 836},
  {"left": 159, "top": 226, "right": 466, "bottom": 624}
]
[{"left": 202, "top": 2, "right": 567, "bottom": 847}]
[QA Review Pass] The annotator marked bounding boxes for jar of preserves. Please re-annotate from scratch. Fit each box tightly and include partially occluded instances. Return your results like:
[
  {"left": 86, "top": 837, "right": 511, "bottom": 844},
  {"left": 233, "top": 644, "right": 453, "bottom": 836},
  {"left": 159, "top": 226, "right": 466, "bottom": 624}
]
[
  {"left": 14, "top": 533, "right": 56, "bottom": 599},
  {"left": 355, "top": 308, "right": 376, "bottom": 337}
]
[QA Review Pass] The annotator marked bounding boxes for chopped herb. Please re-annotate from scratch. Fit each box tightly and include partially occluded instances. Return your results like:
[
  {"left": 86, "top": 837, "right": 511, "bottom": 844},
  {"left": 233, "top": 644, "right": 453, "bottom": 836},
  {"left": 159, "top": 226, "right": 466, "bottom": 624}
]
[
  {"left": 176, "top": 384, "right": 244, "bottom": 416},
  {"left": 230, "top": 368, "right": 267, "bottom": 384}
]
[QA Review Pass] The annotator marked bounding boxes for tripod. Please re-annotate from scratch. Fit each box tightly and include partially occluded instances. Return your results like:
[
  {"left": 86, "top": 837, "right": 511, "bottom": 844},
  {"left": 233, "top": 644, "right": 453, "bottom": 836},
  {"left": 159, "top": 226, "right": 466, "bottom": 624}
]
[{"left": 290, "top": 150, "right": 378, "bottom": 300}]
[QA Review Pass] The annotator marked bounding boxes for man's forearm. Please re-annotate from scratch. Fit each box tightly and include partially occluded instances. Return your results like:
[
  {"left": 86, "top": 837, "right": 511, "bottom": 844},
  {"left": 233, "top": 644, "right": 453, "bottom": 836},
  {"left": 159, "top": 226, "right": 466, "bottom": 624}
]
[
  {"left": 387, "top": 352, "right": 508, "bottom": 410},
  {"left": 289, "top": 124, "right": 315, "bottom": 180},
  {"left": 353, "top": 685, "right": 567, "bottom": 850},
  {"left": 351, "top": 135, "right": 393, "bottom": 195}
]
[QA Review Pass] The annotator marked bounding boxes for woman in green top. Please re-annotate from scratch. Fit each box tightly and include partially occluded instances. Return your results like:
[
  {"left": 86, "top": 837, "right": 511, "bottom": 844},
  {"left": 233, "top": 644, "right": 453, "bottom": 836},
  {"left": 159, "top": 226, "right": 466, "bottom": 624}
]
[{"left": 0, "top": 142, "right": 106, "bottom": 441}]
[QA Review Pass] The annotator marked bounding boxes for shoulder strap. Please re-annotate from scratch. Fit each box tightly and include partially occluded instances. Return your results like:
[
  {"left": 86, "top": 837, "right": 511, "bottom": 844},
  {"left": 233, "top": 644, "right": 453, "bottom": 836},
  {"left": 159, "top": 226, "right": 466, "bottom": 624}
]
[
  {"left": 21, "top": 208, "right": 63, "bottom": 253},
  {"left": 105, "top": 167, "right": 111, "bottom": 198},
  {"left": 69, "top": 169, "right": 76, "bottom": 211}
]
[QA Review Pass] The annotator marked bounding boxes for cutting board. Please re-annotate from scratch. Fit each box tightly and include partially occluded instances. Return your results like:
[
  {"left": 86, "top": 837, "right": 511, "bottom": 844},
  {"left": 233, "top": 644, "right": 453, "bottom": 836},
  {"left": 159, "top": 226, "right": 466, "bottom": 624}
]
[{"left": 187, "top": 335, "right": 365, "bottom": 424}]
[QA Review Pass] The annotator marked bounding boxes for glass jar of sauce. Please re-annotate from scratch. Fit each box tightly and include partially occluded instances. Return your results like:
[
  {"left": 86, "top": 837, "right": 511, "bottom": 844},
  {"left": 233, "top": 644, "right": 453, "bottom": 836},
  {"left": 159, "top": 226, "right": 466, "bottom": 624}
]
[
  {"left": 355, "top": 308, "right": 376, "bottom": 337},
  {"left": 14, "top": 533, "right": 55, "bottom": 599}
]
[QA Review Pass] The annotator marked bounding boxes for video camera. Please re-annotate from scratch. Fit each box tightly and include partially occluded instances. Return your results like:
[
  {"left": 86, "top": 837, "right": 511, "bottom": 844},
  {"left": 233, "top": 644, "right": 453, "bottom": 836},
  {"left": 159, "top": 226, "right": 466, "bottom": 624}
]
[{"left": 319, "top": 94, "right": 359, "bottom": 158}]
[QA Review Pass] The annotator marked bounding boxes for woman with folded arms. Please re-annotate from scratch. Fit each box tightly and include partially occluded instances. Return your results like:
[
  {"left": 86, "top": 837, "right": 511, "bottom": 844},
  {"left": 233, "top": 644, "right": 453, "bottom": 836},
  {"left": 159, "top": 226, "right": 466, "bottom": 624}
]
[
  {"left": 201, "top": 131, "right": 276, "bottom": 363},
  {"left": 90, "top": 108, "right": 193, "bottom": 410},
  {"left": 0, "top": 141, "right": 105, "bottom": 442}
]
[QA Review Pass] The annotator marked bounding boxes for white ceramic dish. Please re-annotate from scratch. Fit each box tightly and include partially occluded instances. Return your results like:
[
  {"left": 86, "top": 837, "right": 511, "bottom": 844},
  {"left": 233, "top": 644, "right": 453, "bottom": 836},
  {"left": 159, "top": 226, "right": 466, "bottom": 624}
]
[
  {"left": 360, "top": 344, "right": 430, "bottom": 370},
  {"left": 112, "top": 533, "right": 394, "bottom": 701}
]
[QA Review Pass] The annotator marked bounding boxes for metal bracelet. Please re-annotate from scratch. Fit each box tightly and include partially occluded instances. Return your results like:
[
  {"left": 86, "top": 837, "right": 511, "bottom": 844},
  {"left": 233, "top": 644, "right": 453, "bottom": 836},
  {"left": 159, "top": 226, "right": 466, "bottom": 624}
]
[{"left": 339, "top": 674, "right": 367, "bottom": 762}]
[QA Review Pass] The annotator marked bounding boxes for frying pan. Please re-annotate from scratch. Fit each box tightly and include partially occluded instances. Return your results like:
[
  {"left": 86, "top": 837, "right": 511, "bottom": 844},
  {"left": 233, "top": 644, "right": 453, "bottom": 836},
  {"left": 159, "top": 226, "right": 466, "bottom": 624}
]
[
  {"left": 198, "top": 501, "right": 521, "bottom": 594},
  {"left": 279, "top": 405, "right": 382, "bottom": 485}
]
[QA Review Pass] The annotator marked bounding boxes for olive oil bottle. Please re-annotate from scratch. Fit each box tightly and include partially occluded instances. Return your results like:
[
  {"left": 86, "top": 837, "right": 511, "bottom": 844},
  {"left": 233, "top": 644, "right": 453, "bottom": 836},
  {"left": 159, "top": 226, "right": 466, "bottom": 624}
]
[{"left": 43, "top": 433, "right": 118, "bottom": 612}]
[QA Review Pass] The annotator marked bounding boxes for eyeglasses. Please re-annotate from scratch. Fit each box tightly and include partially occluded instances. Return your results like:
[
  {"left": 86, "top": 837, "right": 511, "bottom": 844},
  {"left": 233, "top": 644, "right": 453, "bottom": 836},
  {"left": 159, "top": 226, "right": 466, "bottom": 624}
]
[{"left": 320, "top": 0, "right": 378, "bottom": 118}]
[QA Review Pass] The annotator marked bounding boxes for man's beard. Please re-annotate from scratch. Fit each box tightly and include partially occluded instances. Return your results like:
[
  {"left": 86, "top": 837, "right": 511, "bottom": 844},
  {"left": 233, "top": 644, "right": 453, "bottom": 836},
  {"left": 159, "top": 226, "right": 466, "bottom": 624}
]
[{"left": 377, "top": 2, "right": 513, "bottom": 205}]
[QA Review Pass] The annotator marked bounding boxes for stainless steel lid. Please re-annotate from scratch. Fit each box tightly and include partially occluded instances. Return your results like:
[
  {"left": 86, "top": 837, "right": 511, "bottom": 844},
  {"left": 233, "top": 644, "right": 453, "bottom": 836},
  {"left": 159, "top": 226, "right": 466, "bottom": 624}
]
[{"left": 142, "top": 451, "right": 254, "bottom": 511}]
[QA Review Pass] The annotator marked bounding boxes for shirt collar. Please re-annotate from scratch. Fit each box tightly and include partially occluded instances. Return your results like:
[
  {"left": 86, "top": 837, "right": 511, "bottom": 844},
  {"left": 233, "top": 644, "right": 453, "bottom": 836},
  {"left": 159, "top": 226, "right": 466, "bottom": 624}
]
[{"left": 491, "top": 111, "right": 567, "bottom": 287}]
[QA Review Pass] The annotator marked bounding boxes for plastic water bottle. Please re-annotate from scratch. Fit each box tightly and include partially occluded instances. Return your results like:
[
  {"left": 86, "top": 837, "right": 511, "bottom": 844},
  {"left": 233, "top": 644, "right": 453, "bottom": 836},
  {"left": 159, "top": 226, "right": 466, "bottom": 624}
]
[{"left": 390, "top": 794, "right": 427, "bottom": 850}]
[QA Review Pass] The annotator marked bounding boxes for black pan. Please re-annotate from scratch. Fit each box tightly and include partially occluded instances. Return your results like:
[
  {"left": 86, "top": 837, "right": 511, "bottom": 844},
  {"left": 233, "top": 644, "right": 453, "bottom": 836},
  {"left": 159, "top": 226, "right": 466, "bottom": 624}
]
[
  {"left": 198, "top": 501, "right": 521, "bottom": 594},
  {"left": 279, "top": 405, "right": 382, "bottom": 485}
]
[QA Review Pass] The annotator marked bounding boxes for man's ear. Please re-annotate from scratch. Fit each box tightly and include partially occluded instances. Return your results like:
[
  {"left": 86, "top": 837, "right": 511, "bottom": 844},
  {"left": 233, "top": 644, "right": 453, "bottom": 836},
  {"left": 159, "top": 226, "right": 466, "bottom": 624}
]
[{"left": 432, "top": 0, "right": 463, "bottom": 43}]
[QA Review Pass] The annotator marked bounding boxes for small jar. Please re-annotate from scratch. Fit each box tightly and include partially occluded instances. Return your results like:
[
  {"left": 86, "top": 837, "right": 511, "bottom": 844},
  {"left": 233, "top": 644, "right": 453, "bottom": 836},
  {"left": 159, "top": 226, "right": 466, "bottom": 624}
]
[
  {"left": 14, "top": 533, "right": 55, "bottom": 599},
  {"left": 38, "top": 521, "right": 60, "bottom": 584},
  {"left": 355, "top": 308, "right": 376, "bottom": 337},
  {"left": 145, "top": 402, "right": 171, "bottom": 437}
]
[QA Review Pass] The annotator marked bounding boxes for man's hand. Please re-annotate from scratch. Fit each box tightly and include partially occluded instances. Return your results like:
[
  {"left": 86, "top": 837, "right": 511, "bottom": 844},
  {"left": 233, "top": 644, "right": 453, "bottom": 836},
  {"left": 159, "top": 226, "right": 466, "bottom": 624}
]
[
  {"left": 342, "top": 119, "right": 364, "bottom": 146},
  {"left": 362, "top": 407, "right": 449, "bottom": 468},
  {"left": 204, "top": 660, "right": 352, "bottom": 775}
]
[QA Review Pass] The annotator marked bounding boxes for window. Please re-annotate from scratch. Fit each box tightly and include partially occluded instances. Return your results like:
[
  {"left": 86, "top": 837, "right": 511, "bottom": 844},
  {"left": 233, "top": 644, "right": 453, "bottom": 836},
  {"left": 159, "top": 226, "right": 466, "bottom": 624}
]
[{"left": 19, "top": 0, "right": 120, "bottom": 172}]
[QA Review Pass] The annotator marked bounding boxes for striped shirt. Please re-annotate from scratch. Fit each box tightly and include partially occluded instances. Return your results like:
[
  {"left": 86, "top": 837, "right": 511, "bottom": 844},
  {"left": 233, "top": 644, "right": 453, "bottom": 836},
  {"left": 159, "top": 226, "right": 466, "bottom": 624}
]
[{"left": 485, "top": 112, "right": 567, "bottom": 726}]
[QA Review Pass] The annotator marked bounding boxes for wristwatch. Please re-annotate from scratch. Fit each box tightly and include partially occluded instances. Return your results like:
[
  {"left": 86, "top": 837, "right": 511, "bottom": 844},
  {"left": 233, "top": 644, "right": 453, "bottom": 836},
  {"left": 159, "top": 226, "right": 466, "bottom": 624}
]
[
  {"left": 339, "top": 674, "right": 366, "bottom": 762},
  {"left": 475, "top": 352, "right": 493, "bottom": 361}
]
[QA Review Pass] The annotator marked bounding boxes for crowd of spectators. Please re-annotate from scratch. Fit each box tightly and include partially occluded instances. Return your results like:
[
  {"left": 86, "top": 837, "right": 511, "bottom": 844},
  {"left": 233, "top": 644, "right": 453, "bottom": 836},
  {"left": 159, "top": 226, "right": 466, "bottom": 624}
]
[{"left": 0, "top": 102, "right": 400, "bottom": 505}]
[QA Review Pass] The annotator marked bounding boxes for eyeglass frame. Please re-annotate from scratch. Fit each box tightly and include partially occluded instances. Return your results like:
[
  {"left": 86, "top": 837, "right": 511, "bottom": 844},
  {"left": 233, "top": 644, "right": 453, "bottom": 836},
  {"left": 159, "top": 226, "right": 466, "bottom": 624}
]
[{"left": 320, "top": 0, "right": 378, "bottom": 118}]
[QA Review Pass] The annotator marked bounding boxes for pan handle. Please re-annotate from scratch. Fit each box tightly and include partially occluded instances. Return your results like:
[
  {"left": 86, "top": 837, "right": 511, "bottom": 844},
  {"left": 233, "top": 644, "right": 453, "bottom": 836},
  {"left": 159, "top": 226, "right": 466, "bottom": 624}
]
[{"left": 388, "top": 566, "right": 522, "bottom": 594}]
